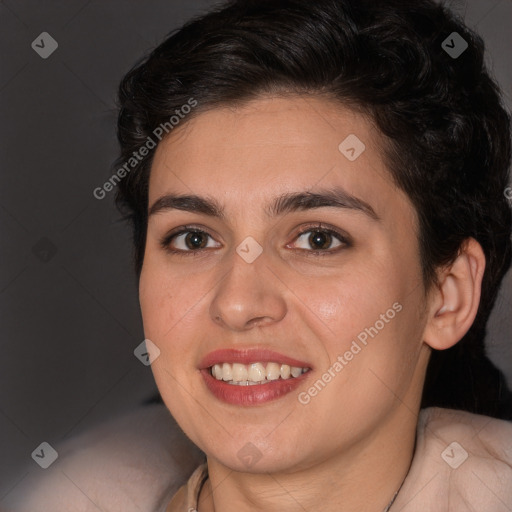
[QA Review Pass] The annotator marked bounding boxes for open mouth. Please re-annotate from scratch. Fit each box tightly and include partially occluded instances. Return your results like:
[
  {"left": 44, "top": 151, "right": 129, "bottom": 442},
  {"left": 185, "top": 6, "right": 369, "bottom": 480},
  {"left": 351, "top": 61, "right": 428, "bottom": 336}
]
[
  {"left": 199, "top": 348, "right": 313, "bottom": 405},
  {"left": 210, "top": 362, "right": 311, "bottom": 385}
]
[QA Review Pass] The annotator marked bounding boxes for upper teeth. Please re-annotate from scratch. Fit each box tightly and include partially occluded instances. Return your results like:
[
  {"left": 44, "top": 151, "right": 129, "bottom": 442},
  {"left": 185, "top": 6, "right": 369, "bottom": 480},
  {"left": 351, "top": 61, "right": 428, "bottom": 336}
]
[{"left": 211, "top": 362, "right": 309, "bottom": 384}]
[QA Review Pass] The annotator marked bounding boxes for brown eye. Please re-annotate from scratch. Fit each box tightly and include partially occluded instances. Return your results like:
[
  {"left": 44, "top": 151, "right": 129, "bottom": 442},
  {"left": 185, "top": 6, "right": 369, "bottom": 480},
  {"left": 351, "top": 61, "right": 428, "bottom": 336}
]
[
  {"left": 183, "top": 231, "right": 209, "bottom": 250},
  {"left": 308, "top": 231, "right": 334, "bottom": 250},
  {"left": 161, "top": 228, "right": 221, "bottom": 254},
  {"left": 292, "top": 227, "right": 349, "bottom": 253}
]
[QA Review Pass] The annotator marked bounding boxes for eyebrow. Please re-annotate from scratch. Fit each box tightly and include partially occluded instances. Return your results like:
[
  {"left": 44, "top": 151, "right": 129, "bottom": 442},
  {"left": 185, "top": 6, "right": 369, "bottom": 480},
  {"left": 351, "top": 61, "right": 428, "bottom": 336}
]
[{"left": 148, "top": 186, "right": 380, "bottom": 221}]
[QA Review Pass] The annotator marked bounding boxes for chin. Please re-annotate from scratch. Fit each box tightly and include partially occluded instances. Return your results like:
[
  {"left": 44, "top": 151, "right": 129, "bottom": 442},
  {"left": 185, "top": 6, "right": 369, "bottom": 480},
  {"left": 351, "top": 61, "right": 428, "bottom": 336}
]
[{"left": 205, "top": 434, "right": 315, "bottom": 475}]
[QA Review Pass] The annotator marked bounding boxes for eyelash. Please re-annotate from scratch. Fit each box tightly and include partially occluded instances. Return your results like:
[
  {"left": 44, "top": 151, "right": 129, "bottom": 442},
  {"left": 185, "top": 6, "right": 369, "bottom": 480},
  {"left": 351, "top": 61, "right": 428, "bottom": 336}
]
[{"left": 160, "top": 223, "right": 351, "bottom": 257}]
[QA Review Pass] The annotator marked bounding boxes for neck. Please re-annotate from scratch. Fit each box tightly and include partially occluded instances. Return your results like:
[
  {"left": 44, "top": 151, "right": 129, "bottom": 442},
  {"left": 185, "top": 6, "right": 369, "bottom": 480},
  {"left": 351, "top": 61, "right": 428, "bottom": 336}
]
[{"left": 198, "top": 405, "right": 418, "bottom": 512}]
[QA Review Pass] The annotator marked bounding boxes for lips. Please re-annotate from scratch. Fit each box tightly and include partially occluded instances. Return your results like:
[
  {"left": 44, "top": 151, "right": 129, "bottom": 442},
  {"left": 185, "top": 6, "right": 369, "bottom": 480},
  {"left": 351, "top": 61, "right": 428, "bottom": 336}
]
[{"left": 198, "top": 348, "right": 312, "bottom": 406}]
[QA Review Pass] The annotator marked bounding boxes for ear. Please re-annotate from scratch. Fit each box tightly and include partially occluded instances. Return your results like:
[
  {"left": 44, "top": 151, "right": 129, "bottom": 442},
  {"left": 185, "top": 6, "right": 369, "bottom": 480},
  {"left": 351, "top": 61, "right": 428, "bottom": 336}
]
[{"left": 423, "top": 238, "right": 486, "bottom": 350}]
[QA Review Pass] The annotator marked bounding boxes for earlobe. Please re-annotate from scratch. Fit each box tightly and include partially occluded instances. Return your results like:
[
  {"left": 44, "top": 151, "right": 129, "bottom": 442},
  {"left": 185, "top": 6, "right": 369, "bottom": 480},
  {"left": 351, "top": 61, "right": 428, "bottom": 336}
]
[{"left": 423, "top": 238, "right": 486, "bottom": 351}]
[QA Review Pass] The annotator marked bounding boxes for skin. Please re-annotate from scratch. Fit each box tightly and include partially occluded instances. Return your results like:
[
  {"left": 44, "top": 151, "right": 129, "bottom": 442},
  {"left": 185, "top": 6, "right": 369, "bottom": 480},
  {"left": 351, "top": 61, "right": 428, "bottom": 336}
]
[{"left": 139, "top": 95, "right": 485, "bottom": 512}]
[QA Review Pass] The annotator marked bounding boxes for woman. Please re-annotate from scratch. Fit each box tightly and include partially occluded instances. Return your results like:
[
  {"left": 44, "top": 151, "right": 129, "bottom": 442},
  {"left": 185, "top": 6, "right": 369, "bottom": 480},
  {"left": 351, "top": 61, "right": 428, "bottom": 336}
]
[{"left": 112, "top": 0, "right": 512, "bottom": 510}]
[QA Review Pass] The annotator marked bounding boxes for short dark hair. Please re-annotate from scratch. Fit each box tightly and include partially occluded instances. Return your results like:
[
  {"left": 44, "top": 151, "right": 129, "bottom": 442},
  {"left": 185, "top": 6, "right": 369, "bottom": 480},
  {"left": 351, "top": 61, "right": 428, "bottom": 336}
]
[{"left": 114, "top": 0, "right": 512, "bottom": 418}]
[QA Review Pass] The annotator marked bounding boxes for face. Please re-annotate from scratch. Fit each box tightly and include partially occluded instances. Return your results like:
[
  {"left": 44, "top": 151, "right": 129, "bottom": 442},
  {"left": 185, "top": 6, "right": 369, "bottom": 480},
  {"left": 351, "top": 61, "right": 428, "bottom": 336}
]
[{"left": 139, "top": 95, "right": 431, "bottom": 474}]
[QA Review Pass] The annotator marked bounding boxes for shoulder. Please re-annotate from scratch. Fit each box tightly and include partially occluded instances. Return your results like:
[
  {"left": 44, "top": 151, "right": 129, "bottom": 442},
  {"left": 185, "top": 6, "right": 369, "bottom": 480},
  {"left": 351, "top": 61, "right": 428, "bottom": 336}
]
[
  {"left": 393, "top": 407, "right": 512, "bottom": 511},
  {"left": 3, "top": 404, "right": 205, "bottom": 512}
]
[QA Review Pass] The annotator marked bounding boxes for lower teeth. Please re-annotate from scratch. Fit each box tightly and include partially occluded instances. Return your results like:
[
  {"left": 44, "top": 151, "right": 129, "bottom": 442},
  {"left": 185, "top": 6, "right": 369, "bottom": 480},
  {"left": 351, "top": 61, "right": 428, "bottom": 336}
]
[{"left": 225, "top": 377, "right": 294, "bottom": 385}]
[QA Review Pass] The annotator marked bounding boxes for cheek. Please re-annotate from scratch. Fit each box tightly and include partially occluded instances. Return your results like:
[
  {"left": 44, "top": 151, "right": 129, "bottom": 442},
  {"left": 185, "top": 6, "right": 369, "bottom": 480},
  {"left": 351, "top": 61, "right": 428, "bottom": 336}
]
[
  {"left": 139, "top": 265, "right": 167, "bottom": 335},
  {"left": 138, "top": 258, "right": 211, "bottom": 368},
  {"left": 310, "top": 295, "right": 343, "bottom": 323},
  {"left": 317, "top": 250, "right": 424, "bottom": 370},
  {"left": 327, "top": 264, "right": 399, "bottom": 326},
  {"left": 138, "top": 260, "right": 183, "bottom": 350}
]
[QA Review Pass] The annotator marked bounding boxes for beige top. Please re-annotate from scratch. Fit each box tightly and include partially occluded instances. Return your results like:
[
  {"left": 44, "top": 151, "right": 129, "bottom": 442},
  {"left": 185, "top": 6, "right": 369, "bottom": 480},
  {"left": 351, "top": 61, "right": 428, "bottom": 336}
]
[
  {"left": 165, "top": 407, "right": 512, "bottom": 512},
  {"left": 165, "top": 463, "right": 209, "bottom": 511}
]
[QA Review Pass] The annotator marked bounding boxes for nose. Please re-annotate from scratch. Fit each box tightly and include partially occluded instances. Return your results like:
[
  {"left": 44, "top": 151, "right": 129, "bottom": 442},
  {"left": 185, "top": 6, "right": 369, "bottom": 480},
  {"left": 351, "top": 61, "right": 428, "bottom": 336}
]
[{"left": 209, "top": 249, "right": 287, "bottom": 331}]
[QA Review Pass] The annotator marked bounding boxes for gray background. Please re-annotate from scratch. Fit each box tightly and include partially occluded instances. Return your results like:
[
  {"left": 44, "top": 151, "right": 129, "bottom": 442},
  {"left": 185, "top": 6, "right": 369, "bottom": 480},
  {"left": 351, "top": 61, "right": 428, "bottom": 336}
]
[{"left": 1, "top": 0, "right": 511, "bottom": 502}]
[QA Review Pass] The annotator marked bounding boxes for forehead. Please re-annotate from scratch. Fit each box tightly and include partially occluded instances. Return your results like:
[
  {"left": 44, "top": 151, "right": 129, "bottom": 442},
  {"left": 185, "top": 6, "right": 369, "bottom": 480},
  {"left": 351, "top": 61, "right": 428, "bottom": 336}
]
[{"left": 148, "top": 95, "right": 411, "bottom": 222}]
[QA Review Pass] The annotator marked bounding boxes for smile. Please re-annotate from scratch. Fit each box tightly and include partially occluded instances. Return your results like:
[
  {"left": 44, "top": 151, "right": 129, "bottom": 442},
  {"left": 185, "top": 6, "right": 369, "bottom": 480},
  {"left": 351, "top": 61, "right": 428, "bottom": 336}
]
[
  {"left": 210, "top": 362, "right": 310, "bottom": 385},
  {"left": 199, "top": 348, "right": 313, "bottom": 405}
]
